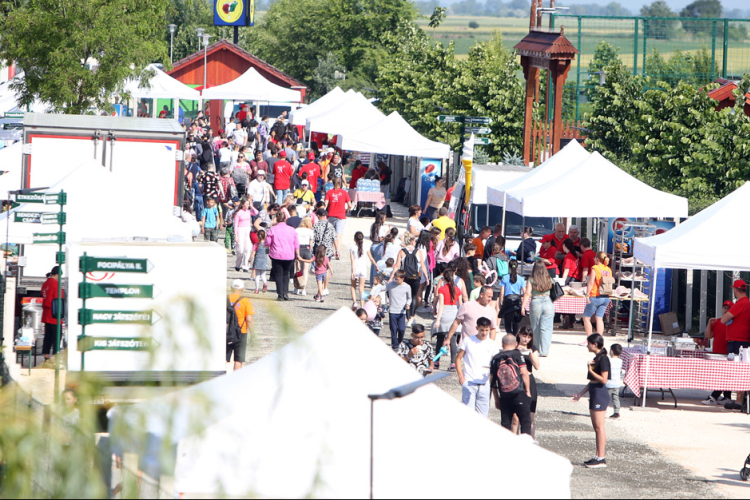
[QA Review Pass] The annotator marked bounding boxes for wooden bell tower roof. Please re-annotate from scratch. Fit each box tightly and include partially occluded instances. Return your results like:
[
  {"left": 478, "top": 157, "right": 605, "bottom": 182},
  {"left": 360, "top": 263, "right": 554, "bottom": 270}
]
[{"left": 515, "top": 29, "right": 579, "bottom": 62}]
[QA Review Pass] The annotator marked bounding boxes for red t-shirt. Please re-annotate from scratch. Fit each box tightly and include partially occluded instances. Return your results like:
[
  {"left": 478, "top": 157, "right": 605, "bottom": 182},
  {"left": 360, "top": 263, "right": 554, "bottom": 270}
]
[
  {"left": 41, "top": 277, "right": 65, "bottom": 325},
  {"left": 727, "top": 296, "right": 750, "bottom": 342},
  {"left": 712, "top": 320, "right": 728, "bottom": 355},
  {"left": 550, "top": 234, "right": 567, "bottom": 250},
  {"left": 562, "top": 253, "right": 579, "bottom": 280},
  {"left": 540, "top": 245, "right": 558, "bottom": 273},
  {"left": 325, "top": 188, "right": 351, "bottom": 220},
  {"left": 578, "top": 249, "right": 596, "bottom": 281},
  {"left": 445, "top": 186, "right": 454, "bottom": 202},
  {"left": 350, "top": 166, "right": 368, "bottom": 189},
  {"left": 299, "top": 162, "right": 321, "bottom": 192},
  {"left": 438, "top": 284, "right": 458, "bottom": 306},
  {"left": 273, "top": 160, "right": 294, "bottom": 190}
]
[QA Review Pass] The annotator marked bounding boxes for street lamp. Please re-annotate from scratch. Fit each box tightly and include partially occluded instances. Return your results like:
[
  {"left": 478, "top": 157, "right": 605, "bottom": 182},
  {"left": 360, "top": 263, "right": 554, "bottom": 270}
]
[
  {"left": 196, "top": 27, "right": 204, "bottom": 51},
  {"left": 367, "top": 372, "right": 448, "bottom": 499},
  {"left": 168, "top": 24, "right": 176, "bottom": 64},
  {"left": 202, "top": 33, "right": 212, "bottom": 93}
]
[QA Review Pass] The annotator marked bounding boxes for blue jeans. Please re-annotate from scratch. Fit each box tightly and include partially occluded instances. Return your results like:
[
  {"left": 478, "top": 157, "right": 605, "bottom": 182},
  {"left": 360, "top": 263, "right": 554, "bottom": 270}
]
[
  {"left": 584, "top": 296, "right": 611, "bottom": 318},
  {"left": 462, "top": 381, "right": 491, "bottom": 417},
  {"left": 427, "top": 206, "right": 438, "bottom": 221},
  {"left": 389, "top": 313, "right": 406, "bottom": 351},
  {"left": 369, "top": 242, "right": 384, "bottom": 286},
  {"left": 530, "top": 295, "right": 555, "bottom": 357},
  {"left": 275, "top": 188, "right": 289, "bottom": 203}
]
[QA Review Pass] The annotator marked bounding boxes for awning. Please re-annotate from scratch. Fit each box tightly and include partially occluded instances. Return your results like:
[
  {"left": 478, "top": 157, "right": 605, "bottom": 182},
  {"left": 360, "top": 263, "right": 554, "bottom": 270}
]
[
  {"left": 123, "top": 64, "right": 201, "bottom": 100},
  {"left": 306, "top": 92, "right": 385, "bottom": 136},
  {"left": 201, "top": 68, "right": 301, "bottom": 102},
  {"left": 290, "top": 87, "right": 349, "bottom": 126}
]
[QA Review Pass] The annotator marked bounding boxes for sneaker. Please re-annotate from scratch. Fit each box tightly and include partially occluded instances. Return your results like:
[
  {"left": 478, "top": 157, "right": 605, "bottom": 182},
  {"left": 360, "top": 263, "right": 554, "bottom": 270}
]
[
  {"left": 235, "top": 267, "right": 240, "bottom": 272},
  {"left": 323, "top": 289, "right": 330, "bottom": 296},
  {"left": 314, "top": 294, "right": 321, "bottom": 301},
  {"left": 300, "top": 290, "right": 307, "bottom": 296},
  {"left": 449, "top": 364, "right": 456, "bottom": 372},
  {"left": 610, "top": 413, "right": 620, "bottom": 419},
  {"left": 701, "top": 397, "right": 718, "bottom": 406},
  {"left": 254, "top": 289, "right": 260, "bottom": 294},
  {"left": 434, "top": 361, "right": 440, "bottom": 370},
  {"left": 584, "top": 458, "right": 607, "bottom": 469},
  {"left": 262, "top": 283, "right": 268, "bottom": 293},
  {"left": 725, "top": 401, "right": 743, "bottom": 410}
]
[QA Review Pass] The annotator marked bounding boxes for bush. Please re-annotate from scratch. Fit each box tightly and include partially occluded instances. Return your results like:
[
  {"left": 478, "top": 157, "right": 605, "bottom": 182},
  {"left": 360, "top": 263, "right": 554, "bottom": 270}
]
[{"left": 468, "top": 21, "right": 479, "bottom": 29}]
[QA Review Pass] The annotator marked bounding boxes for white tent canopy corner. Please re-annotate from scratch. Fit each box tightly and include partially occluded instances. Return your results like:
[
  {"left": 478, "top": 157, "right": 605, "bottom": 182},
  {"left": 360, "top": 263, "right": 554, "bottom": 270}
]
[
  {"left": 200, "top": 67, "right": 301, "bottom": 103},
  {"left": 109, "top": 308, "right": 573, "bottom": 499},
  {"left": 290, "top": 87, "right": 348, "bottom": 126},
  {"left": 123, "top": 64, "right": 201, "bottom": 101},
  {"left": 306, "top": 92, "right": 385, "bottom": 137}
]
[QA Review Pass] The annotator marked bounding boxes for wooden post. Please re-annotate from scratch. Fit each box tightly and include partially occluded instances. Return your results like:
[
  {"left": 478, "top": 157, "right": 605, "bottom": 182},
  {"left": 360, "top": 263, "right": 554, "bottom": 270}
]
[
  {"left": 522, "top": 60, "right": 540, "bottom": 166},
  {"left": 551, "top": 60, "right": 572, "bottom": 155}
]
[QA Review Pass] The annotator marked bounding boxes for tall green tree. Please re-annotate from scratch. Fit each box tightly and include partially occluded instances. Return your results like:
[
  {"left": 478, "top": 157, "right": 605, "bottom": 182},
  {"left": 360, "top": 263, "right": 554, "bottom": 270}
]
[
  {"left": 166, "top": 0, "right": 214, "bottom": 63},
  {"left": 0, "top": 0, "right": 170, "bottom": 114},
  {"left": 640, "top": 0, "right": 679, "bottom": 40},
  {"left": 680, "top": 0, "right": 723, "bottom": 35}
]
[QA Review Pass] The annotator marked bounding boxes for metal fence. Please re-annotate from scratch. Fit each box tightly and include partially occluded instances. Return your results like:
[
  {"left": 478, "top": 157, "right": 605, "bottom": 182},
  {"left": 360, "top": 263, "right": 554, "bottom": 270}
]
[{"left": 549, "top": 14, "right": 750, "bottom": 121}]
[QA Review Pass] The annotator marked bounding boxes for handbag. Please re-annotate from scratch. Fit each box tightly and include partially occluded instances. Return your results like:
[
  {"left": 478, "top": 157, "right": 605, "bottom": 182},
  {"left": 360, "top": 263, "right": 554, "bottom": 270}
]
[
  {"left": 51, "top": 297, "right": 67, "bottom": 320},
  {"left": 550, "top": 281, "right": 564, "bottom": 303}
]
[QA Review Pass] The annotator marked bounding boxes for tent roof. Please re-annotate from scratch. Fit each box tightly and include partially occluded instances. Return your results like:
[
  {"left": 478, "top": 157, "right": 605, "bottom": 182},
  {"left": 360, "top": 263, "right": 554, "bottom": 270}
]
[
  {"left": 306, "top": 93, "right": 385, "bottom": 136},
  {"left": 123, "top": 64, "right": 201, "bottom": 100},
  {"left": 504, "top": 152, "right": 689, "bottom": 218},
  {"left": 0, "top": 143, "right": 23, "bottom": 199},
  {"left": 487, "top": 140, "right": 590, "bottom": 207},
  {"left": 201, "top": 67, "right": 301, "bottom": 102},
  {"left": 336, "top": 111, "right": 451, "bottom": 159},
  {"left": 109, "top": 308, "right": 572, "bottom": 499},
  {"left": 0, "top": 74, "right": 48, "bottom": 115},
  {"left": 290, "top": 87, "right": 348, "bottom": 126},
  {"left": 634, "top": 182, "right": 750, "bottom": 271}
]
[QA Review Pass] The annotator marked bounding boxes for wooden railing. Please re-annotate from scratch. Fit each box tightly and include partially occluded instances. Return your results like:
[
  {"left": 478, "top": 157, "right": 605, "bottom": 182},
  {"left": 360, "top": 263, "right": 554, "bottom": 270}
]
[{"left": 531, "top": 120, "right": 586, "bottom": 166}]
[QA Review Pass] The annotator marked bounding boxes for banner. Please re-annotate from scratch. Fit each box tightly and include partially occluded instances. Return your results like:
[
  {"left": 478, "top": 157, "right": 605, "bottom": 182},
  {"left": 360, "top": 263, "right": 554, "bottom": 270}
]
[
  {"left": 214, "top": 0, "right": 249, "bottom": 26},
  {"left": 462, "top": 134, "right": 475, "bottom": 204},
  {"left": 419, "top": 159, "right": 442, "bottom": 209}
]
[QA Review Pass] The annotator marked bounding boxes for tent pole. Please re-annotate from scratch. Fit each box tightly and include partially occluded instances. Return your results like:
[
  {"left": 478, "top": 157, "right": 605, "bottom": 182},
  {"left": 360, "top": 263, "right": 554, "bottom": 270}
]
[
  {"left": 642, "top": 266, "right": 659, "bottom": 408},
  {"left": 520, "top": 215, "right": 526, "bottom": 262},
  {"left": 370, "top": 398, "right": 375, "bottom": 500},
  {"left": 500, "top": 193, "right": 507, "bottom": 237}
]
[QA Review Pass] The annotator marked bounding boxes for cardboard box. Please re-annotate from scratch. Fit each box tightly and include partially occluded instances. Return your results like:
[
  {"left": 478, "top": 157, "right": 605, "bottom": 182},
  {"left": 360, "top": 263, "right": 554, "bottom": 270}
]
[{"left": 659, "top": 312, "right": 681, "bottom": 335}]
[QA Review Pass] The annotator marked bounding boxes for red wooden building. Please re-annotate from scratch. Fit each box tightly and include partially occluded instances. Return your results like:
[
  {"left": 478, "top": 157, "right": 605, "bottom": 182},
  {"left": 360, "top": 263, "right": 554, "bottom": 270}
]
[
  {"left": 168, "top": 39, "right": 308, "bottom": 131},
  {"left": 705, "top": 78, "right": 750, "bottom": 116}
]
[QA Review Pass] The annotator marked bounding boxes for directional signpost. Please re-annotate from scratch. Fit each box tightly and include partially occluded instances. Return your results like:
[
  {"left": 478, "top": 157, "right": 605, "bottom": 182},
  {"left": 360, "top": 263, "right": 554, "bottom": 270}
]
[
  {"left": 77, "top": 252, "right": 156, "bottom": 370},
  {"left": 33, "top": 232, "right": 66, "bottom": 245},
  {"left": 437, "top": 115, "right": 493, "bottom": 165},
  {"left": 466, "top": 127, "right": 492, "bottom": 135},
  {"left": 475, "top": 138, "right": 493, "bottom": 145}
]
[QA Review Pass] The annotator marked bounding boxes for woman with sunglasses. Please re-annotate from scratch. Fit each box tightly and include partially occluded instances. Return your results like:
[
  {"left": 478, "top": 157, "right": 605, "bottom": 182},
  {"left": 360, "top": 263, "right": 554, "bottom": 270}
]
[
  {"left": 513, "top": 326, "right": 540, "bottom": 438},
  {"left": 573, "top": 333, "right": 611, "bottom": 469}
]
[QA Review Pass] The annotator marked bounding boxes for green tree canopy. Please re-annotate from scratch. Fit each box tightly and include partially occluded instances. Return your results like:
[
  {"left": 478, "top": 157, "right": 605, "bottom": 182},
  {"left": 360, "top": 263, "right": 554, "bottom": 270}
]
[
  {"left": 0, "top": 0, "right": 170, "bottom": 114},
  {"left": 640, "top": 0, "right": 679, "bottom": 40},
  {"left": 680, "top": 0, "right": 723, "bottom": 19}
]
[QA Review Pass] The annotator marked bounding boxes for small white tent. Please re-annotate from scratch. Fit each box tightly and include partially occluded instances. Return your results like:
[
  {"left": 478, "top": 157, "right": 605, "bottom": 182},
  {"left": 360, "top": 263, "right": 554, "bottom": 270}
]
[
  {"left": 306, "top": 93, "right": 385, "bottom": 136},
  {"left": 290, "top": 87, "right": 349, "bottom": 126},
  {"left": 0, "top": 143, "right": 23, "bottom": 199},
  {"left": 123, "top": 64, "right": 201, "bottom": 100},
  {"left": 201, "top": 67, "right": 301, "bottom": 102},
  {"left": 634, "top": 182, "right": 750, "bottom": 271},
  {"left": 486, "top": 140, "right": 591, "bottom": 207},
  {"left": 109, "top": 308, "right": 573, "bottom": 499},
  {"left": 504, "top": 152, "right": 688, "bottom": 219},
  {"left": 336, "top": 111, "right": 451, "bottom": 159}
]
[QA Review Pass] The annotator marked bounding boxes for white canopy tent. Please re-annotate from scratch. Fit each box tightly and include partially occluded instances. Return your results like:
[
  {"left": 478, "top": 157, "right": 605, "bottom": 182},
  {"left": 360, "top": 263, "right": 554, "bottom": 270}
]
[
  {"left": 290, "top": 87, "right": 349, "bottom": 126},
  {"left": 336, "top": 111, "right": 451, "bottom": 159},
  {"left": 109, "top": 308, "right": 573, "bottom": 499},
  {"left": 200, "top": 67, "right": 301, "bottom": 103},
  {"left": 0, "top": 143, "right": 23, "bottom": 199},
  {"left": 123, "top": 64, "right": 201, "bottom": 100},
  {"left": 306, "top": 92, "right": 385, "bottom": 136},
  {"left": 504, "top": 152, "right": 689, "bottom": 219}
]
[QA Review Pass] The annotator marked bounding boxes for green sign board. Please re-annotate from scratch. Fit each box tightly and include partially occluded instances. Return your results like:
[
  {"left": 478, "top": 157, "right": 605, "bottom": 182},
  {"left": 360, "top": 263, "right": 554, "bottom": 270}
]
[
  {"left": 4, "top": 112, "right": 24, "bottom": 120},
  {"left": 80, "top": 257, "right": 153, "bottom": 274},
  {"left": 437, "top": 115, "right": 464, "bottom": 123},
  {"left": 78, "top": 336, "right": 159, "bottom": 353},
  {"left": 12, "top": 212, "right": 65, "bottom": 224},
  {"left": 78, "top": 309, "right": 161, "bottom": 326},
  {"left": 474, "top": 138, "right": 493, "bottom": 145},
  {"left": 33, "top": 232, "right": 66, "bottom": 245},
  {"left": 466, "top": 127, "right": 492, "bottom": 135},
  {"left": 10, "top": 192, "right": 66, "bottom": 205},
  {"left": 79, "top": 283, "right": 156, "bottom": 299},
  {"left": 466, "top": 117, "right": 492, "bottom": 125}
]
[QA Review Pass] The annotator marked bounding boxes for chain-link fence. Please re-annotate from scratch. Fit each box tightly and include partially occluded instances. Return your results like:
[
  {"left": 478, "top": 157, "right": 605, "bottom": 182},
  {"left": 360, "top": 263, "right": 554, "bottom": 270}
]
[{"left": 550, "top": 14, "right": 750, "bottom": 121}]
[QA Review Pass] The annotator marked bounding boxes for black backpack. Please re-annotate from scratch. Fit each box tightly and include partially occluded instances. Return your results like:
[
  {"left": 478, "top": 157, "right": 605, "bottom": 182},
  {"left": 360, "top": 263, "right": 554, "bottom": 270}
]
[
  {"left": 200, "top": 141, "right": 214, "bottom": 168},
  {"left": 401, "top": 247, "right": 420, "bottom": 281},
  {"left": 491, "top": 351, "right": 525, "bottom": 398},
  {"left": 226, "top": 298, "right": 244, "bottom": 346}
]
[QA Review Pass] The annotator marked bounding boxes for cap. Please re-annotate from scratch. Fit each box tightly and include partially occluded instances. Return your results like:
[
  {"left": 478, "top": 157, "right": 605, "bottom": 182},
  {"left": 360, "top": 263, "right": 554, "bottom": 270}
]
[
  {"left": 47, "top": 265, "right": 60, "bottom": 277},
  {"left": 231, "top": 279, "right": 245, "bottom": 290},
  {"left": 307, "top": 152, "right": 315, "bottom": 160},
  {"left": 240, "top": 104, "right": 248, "bottom": 109},
  {"left": 257, "top": 170, "right": 266, "bottom": 176},
  {"left": 733, "top": 280, "right": 747, "bottom": 291},
  {"left": 278, "top": 151, "right": 287, "bottom": 158},
  {"left": 327, "top": 147, "right": 335, "bottom": 153},
  {"left": 541, "top": 234, "right": 555, "bottom": 243},
  {"left": 723, "top": 300, "right": 735, "bottom": 308},
  {"left": 301, "top": 180, "right": 309, "bottom": 186}
]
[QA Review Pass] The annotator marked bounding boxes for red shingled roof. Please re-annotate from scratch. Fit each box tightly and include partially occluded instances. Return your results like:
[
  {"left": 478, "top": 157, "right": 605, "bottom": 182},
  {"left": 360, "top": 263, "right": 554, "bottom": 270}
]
[
  {"left": 706, "top": 79, "right": 738, "bottom": 102},
  {"left": 515, "top": 29, "right": 579, "bottom": 60},
  {"left": 170, "top": 39, "right": 307, "bottom": 90}
]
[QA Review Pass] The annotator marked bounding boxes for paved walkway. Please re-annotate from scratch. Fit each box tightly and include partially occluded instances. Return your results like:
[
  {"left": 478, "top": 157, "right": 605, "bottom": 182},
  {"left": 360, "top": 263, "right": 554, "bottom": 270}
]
[{"left": 233, "top": 202, "right": 747, "bottom": 499}]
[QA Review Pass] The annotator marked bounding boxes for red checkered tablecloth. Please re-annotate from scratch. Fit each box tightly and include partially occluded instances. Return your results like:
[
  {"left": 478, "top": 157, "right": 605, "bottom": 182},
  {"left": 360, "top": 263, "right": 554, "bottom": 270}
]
[
  {"left": 622, "top": 352, "right": 750, "bottom": 398},
  {"left": 523, "top": 295, "right": 613, "bottom": 315},
  {"left": 348, "top": 189, "right": 386, "bottom": 210}
]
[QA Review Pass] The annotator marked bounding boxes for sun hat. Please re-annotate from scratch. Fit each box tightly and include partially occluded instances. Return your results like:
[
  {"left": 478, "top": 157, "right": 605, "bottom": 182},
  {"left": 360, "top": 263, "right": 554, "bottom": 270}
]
[{"left": 231, "top": 279, "right": 245, "bottom": 290}]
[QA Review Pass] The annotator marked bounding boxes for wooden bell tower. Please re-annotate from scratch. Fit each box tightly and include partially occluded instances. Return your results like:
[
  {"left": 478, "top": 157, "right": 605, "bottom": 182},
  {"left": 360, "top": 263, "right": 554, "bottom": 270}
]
[{"left": 515, "top": 0, "right": 578, "bottom": 165}]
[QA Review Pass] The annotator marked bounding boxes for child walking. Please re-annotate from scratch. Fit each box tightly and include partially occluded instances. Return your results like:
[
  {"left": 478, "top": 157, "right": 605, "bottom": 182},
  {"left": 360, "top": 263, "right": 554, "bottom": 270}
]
[
  {"left": 224, "top": 200, "right": 237, "bottom": 254},
  {"left": 607, "top": 343, "right": 624, "bottom": 419},
  {"left": 249, "top": 229, "right": 270, "bottom": 294},
  {"left": 350, "top": 231, "right": 372, "bottom": 309},
  {"left": 314, "top": 245, "right": 333, "bottom": 302}
]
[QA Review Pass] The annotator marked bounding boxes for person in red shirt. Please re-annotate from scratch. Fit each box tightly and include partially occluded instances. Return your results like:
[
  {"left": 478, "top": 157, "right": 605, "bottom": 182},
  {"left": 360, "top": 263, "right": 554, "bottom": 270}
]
[
  {"left": 349, "top": 160, "right": 369, "bottom": 189},
  {"left": 578, "top": 238, "right": 596, "bottom": 282},
  {"left": 273, "top": 150, "right": 294, "bottom": 203},
  {"left": 539, "top": 234, "right": 559, "bottom": 277},
  {"left": 41, "top": 265, "right": 65, "bottom": 362},
  {"left": 702, "top": 300, "right": 733, "bottom": 405},
  {"left": 560, "top": 239, "right": 579, "bottom": 283},
  {"left": 568, "top": 225, "right": 581, "bottom": 248},
  {"left": 236, "top": 104, "right": 249, "bottom": 123},
  {"left": 721, "top": 280, "right": 750, "bottom": 410},
  {"left": 298, "top": 153, "right": 322, "bottom": 198},
  {"left": 324, "top": 178, "right": 352, "bottom": 259}
]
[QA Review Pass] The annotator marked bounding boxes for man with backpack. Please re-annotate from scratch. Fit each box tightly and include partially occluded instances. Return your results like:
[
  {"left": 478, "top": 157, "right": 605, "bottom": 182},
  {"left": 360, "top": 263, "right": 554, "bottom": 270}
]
[
  {"left": 227, "top": 280, "right": 255, "bottom": 371},
  {"left": 455, "top": 317, "right": 500, "bottom": 417},
  {"left": 491, "top": 334, "right": 533, "bottom": 435}
]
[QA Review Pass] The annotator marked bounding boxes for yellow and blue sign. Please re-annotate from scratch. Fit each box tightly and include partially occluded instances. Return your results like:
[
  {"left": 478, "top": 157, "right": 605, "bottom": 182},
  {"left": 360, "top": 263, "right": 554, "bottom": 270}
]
[{"left": 214, "top": 0, "right": 254, "bottom": 26}]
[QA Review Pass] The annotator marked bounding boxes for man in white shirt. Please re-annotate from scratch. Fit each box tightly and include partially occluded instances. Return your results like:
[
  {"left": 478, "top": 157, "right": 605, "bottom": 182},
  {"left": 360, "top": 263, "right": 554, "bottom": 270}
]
[
  {"left": 456, "top": 317, "right": 500, "bottom": 417},
  {"left": 231, "top": 122, "right": 247, "bottom": 148},
  {"left": 247, "top": 170, "right": 273, "bottom": 211}
]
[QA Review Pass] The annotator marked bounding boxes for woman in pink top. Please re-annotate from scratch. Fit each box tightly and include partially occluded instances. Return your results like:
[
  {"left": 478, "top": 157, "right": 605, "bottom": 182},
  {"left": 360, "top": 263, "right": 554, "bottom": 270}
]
[
  {"left": 265, "top": 211, "right": 300, "bottom": 301},
  {"left": 435, "top": 227, "right": 459, "bottom": 276},
  {"left": 234, "top": 198, "right": 255, "bottom": 272}
]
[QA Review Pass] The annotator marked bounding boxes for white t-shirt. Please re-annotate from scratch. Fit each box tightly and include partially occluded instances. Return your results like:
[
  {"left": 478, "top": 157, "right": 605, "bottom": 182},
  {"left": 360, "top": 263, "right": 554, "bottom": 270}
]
[
  {"left": 606, "top": 357, "right": 624, "bottom": 389},
  {"left": 296, "top": 227, "right": 314, "bottom": 246},
  {"left": 350, "top": 245, "right": 370, "bottom": 274},
  {"left": 232, "top": 128, "right": 247, "bottom": 146},
  {"left": 459, "top": 335, "right": 500, "bottom": 385},
  {"left": 383, "top": 240, "right": 402, "bottom": 263},
  {"left": 407, "top": 217, "right": 424, "bottom": 234},
  {"left": 219, "top": 147, "right": 233, "bottom": 163}
]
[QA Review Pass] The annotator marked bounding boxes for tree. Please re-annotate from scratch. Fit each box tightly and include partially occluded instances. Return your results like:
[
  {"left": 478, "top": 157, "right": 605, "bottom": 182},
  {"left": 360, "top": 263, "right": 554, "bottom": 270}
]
[
  {"left": 680, "top": 0, "right": 722, "bottom": 35},
  {"left": 640, "top": 1, "right": 679, "bottom": 40},
  {"left": 166, "top": 0, "right": 214, "bottom": 63},
  {"left": 586, "top": 41, "right": 620, "bottom": 100},
  {"left": 469, "top": 21, "right": 480, "bottom": 29},
  {"left": 0, "top": 0, "right": 170, "bottom": 114},
  {"left": 428, "top": 6, "right": 447, "bottom": 28},
  {"left": 312, "top": 52, "right": 346, "bottom": 95}
]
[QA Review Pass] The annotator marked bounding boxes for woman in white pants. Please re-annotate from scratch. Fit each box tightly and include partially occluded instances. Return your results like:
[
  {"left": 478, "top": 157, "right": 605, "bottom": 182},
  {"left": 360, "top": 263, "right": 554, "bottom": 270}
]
[{"left": 233, "top": 198, "right": 255, "bottom": 272}]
